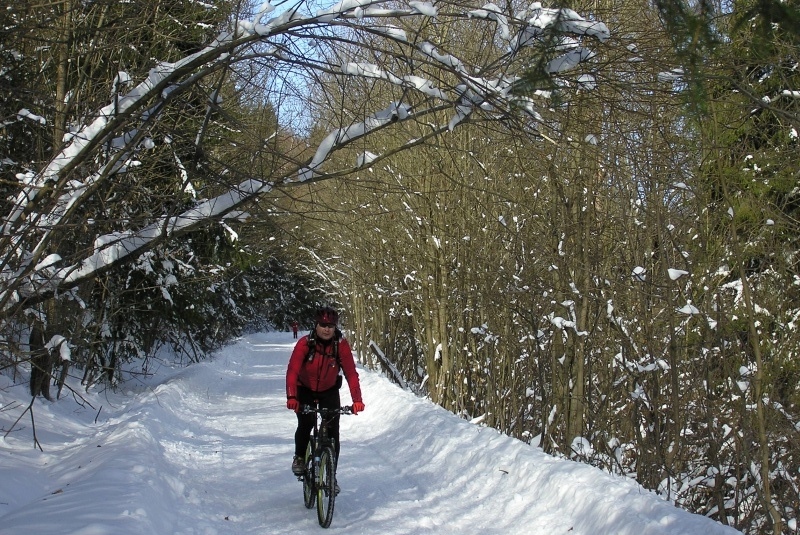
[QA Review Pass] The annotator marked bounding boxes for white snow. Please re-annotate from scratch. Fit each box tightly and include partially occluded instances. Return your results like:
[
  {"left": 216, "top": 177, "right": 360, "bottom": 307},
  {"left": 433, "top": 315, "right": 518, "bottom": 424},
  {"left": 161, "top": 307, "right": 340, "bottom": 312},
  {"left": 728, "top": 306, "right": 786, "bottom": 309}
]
[
  {"left": 677, "top": 303, "right": 700, "bottom": 315},
  {"left": 17, "top": 109, "right": 47, "bottom": 125},
  {"left": 658, "top": 69, "right": 684, "bottom": 82},
  {"left": 0, "top": 332, "right": 743, "bottom": 534},
  {"left": 409, "top": 1, "right": 437, "bottom": 17},
  {"left": 468, "top": 4, "right": 510, "bottom": 40},
  {"left": 668, "top": 268, "right": 689, "bottom": 280}
]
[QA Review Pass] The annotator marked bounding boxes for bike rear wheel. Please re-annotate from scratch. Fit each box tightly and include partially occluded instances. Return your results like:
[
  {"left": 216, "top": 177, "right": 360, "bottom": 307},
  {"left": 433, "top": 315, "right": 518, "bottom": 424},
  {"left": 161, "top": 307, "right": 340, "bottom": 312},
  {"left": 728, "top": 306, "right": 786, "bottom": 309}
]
[
  {"left": 316, "top": 446, "right": 336, "bottom": 528},
  {"left": 303, "top": 441, "right": 315, "bottom": 509}
]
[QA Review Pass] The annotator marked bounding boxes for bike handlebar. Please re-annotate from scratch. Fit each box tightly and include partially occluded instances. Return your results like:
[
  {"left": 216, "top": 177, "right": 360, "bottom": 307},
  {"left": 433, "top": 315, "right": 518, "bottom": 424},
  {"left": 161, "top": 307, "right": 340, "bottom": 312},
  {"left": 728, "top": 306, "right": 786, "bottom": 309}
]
[{"left": 300, "top": 404, "right": 353, "bottom": 415}]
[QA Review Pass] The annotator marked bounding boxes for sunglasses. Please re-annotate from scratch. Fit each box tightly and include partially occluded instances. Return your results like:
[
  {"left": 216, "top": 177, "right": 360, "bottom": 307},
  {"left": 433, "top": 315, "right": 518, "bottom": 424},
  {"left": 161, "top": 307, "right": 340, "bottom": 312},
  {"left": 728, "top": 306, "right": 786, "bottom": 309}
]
[{"left": 318, "top": 323, "right": 336, "bottom": 328}]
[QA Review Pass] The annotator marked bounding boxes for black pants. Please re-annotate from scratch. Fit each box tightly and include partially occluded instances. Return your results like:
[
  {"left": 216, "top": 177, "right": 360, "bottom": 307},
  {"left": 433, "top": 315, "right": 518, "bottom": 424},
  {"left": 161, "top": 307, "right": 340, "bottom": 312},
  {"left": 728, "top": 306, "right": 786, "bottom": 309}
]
[{"left": 295, "top": 385, "right": 341, "bottom": 461}]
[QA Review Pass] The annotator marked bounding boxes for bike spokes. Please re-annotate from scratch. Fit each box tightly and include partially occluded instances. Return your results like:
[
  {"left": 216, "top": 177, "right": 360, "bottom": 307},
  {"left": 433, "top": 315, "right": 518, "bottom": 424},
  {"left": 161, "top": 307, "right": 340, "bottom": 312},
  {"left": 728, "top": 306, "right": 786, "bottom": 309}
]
[
  {"left": 302, "top": 441, "right": 315, "bottom": 509},
  {"left": 316, "top": 447, "right": 336, "bottom": 528}
]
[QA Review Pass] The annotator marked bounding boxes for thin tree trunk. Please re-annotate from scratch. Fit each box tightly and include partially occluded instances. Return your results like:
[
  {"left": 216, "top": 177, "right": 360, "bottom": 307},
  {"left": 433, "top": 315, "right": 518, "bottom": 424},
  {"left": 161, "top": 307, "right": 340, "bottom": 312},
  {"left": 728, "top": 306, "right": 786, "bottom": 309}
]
[
  {"left": 53, "top": 0, "right": 72, "bottom": 157},
  {"left": 724, "top": 184, "right": 782, "bottom": 535}
]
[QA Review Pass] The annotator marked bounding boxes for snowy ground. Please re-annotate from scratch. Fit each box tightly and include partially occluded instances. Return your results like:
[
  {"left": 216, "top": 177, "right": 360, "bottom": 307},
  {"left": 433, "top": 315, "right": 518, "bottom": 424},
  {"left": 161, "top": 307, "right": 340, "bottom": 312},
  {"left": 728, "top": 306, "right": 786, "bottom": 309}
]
[{"left": 0, "top": 331, "right": 742, "bottom": 534}]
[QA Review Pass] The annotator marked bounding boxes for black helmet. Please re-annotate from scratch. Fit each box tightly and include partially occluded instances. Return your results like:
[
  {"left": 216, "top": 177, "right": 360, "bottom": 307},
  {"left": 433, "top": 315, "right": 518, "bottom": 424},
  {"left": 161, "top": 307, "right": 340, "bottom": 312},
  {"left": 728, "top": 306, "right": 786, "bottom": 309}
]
[{"left": 315, "top": 307, "right": 338, "bottom": 325}]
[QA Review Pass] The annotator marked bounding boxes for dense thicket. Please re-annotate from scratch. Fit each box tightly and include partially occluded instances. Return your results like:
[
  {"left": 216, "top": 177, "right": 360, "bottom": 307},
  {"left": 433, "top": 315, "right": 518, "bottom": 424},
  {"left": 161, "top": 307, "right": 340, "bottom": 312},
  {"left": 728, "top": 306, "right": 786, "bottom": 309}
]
[
  {"left": 1, "top": 0, "right": 610, "bottom": 393},
  {"left": 293, "top": 1, "right": 800, "bottom": 533}
]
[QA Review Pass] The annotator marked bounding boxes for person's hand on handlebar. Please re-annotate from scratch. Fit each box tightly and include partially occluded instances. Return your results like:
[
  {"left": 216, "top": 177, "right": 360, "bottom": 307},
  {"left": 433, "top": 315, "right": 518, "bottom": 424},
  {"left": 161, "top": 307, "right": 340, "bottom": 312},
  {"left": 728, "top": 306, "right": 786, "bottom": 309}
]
[{"left": 352, "top": 401, "right": 365, "bottom": 414}]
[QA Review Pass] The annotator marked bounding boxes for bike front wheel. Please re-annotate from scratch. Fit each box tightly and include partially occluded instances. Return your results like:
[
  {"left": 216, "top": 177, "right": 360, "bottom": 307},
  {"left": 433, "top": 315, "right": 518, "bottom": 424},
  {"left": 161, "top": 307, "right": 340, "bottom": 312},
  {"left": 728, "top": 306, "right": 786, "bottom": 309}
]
[
  {"left": 303, "top": 441, "right": 315, "bottom": 509},
  {"left": 316, "top": 446, "right": 336, "bottom": 528}
]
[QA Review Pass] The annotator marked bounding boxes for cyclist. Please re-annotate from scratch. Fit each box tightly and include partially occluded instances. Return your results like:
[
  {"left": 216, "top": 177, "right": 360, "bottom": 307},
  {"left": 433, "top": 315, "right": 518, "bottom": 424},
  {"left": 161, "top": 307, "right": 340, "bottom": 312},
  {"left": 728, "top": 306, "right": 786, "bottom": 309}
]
[{"left": 286, "top": 307, "right": 365, "bottom": 487}]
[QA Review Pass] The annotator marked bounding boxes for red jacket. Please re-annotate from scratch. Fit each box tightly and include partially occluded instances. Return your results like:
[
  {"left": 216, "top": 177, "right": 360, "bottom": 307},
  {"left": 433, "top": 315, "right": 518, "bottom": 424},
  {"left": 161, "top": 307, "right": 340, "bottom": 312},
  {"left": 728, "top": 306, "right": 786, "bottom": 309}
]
[{"left": 286, "top": 334, "right": 362, "bottom": 403}]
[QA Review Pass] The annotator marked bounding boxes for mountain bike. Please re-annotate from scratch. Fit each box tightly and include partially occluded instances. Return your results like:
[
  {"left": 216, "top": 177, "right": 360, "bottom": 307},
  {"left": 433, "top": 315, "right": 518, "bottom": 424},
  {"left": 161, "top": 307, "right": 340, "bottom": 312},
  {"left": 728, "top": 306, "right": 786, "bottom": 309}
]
[{"left": 298, "top": 402, "right": 352, "bottom": 528}]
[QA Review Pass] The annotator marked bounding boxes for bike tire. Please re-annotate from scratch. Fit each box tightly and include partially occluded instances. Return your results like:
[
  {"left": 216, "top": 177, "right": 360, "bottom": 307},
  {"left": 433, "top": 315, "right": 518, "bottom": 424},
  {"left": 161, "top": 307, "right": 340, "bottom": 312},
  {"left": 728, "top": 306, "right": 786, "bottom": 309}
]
[
  {"left": 316, "top": 446, "right": 336, "bottom": 528},
  {"left": 303, "top": 441, "right": 315, "bottom": 509}
]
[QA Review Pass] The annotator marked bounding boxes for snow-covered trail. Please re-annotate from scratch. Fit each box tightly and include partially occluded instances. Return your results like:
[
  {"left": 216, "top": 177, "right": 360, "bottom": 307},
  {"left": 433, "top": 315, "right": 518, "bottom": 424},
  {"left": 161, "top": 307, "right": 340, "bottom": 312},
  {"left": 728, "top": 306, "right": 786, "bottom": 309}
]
[{"left": 0, "top": 332, "right": 741, "bottom": 534}]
